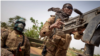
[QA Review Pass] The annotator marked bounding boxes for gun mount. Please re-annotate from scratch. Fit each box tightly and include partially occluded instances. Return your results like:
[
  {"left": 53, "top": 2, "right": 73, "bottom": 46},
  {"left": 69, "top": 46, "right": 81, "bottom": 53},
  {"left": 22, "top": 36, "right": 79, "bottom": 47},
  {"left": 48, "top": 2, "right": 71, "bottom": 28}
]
[
  {"left": 63, "top": 7, "right": 100, "bottom": 46},
  {"left": 63, "top": 7, "right": 100, "bottom": 56},
  {"left": 63, "top": 7, "right": 100, "bottom": 34}
]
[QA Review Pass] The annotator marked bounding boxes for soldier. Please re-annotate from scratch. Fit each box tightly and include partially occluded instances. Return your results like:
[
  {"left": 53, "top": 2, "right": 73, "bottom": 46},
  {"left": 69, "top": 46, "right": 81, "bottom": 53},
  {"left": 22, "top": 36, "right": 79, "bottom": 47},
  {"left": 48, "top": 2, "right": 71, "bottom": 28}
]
[
  {"left": 40, "top": 3, "right": 76, "bottom": 56},
  {"left": 1, "top": 18, "right": 30, "bottom": 56}
]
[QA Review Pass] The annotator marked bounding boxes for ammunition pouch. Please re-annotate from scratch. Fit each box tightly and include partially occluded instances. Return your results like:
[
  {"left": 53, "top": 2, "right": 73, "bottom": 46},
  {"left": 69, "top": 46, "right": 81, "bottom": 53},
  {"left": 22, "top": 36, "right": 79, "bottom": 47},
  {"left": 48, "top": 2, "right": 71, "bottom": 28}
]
[
  {"left": 53, "top": 35, "right": 65, "bottom": 46},
  {"left": 55, "top": 29, "right": 66, "bottom": 38},
  {"left": 59, "top": 38, "right": 66, "bottom": 46},
  {"left": 53, "top": 35, "right": 61, "bottom": 44},
  {"left": 44, "top": 35, "right": 66, "bottom": 56},
  {"left": 45, "top": 40, "right": 56, "bottom": 52},
  {"left": 45, "top": 39, "right": 57, "bottom": 56}
]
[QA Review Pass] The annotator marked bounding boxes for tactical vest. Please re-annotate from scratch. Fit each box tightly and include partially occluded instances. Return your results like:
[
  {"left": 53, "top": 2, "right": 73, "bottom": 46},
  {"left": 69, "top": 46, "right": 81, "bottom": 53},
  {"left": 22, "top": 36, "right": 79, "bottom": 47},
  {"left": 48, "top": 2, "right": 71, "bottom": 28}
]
[
  {"left": 45, "top": 15, "right": 71, "bottom": 56},
  {"left": 55, "top": 15, "right": 70, "bottom": 56},
  {"left": 1, "top": 48, "right": 13, "bottom": 56},
  {"left": 5, "top": 30, "right": 26, "bottom": 56}
]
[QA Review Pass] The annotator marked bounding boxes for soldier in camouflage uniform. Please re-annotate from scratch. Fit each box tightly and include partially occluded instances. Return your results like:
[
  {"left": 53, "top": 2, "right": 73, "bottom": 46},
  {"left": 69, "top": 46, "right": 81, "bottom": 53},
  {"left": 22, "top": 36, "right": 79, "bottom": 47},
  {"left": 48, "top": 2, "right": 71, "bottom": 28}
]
[
  {"left": 1, "top": 18, "right": 30, "bottom": 56},
  {"left": 40, "top": 3, "right": 74, "bottom": 56}
]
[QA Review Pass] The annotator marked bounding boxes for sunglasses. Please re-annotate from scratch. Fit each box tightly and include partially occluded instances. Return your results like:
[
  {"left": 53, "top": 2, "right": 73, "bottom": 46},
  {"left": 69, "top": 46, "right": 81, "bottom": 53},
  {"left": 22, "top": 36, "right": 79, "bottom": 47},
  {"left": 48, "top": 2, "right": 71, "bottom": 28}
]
[{"left": 64, "top": 6, "right": 73, "bottom": 10}]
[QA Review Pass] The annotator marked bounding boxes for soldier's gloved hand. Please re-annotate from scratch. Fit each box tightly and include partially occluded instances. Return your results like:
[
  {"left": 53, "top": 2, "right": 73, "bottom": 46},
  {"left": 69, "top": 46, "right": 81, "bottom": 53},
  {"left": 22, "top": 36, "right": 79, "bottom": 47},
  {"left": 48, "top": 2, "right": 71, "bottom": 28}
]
[
  {"left": 49, "top": 21, "right": 64, "bottom": 30},
  {"left": 48, "top": 7, "right": 53, "bottom": 11}
]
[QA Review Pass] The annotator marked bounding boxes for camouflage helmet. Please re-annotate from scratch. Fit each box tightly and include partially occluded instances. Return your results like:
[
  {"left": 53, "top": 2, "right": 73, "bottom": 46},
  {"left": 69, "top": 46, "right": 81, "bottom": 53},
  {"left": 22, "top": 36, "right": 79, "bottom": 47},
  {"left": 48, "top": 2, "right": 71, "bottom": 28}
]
[{"left": 14, "top": 18, "right": 26, "bottom": 33}]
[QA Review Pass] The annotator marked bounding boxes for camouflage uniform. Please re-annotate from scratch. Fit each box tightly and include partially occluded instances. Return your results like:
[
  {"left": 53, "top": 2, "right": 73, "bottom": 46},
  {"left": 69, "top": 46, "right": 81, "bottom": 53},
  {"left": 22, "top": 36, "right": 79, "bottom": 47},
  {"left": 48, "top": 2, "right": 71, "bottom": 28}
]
[
  {"left": 1, "top": 48, "right": 13, "bottom": 56},
  {"left": 40, "top": 16, "right": 72, "bottom": 56},
  {"left": 40, "top": 3, "right": 83, "bottom": 56},
  {"left": 40, "top": 14, "right": 83, "bottom": 56},
  {"left": 0, "top": 28, "right": 8, "bottom": 47},
  {"left": 1, "top": 30, "right": 30, "bottom": 56},
  {"left": 1, "top": 18, "right": 30, "bottom": 56}
]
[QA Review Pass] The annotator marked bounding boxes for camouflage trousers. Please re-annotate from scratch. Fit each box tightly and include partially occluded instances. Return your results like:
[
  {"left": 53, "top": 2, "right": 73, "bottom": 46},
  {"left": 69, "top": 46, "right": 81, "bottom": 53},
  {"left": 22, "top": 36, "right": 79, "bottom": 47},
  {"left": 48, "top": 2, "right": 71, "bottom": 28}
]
[{"left": 45, "top": 33, "right": 72, "bottom": 56}]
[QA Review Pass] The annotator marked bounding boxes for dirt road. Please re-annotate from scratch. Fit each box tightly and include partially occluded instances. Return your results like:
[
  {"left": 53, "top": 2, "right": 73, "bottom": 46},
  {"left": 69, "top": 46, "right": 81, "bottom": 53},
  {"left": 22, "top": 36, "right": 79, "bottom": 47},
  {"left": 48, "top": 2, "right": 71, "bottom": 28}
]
[{"left": 30, "top": 47, "right": 42, "bottom": 55}]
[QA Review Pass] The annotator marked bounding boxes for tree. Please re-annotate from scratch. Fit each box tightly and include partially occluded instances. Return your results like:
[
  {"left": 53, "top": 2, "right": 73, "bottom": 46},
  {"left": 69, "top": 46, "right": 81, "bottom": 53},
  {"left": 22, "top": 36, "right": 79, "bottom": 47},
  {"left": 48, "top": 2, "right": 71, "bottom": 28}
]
[
  {"left": 1, "top": 22, "right": 7, "bottom": 28},
  {"left": 8, "top": 16, "right": 26, "bottom": 27},
  {"left": 0, "top": 21, "right": 1, "bottom": 25},
  {"left": 24, "top": 17, "right": 43, "bottom": 39}
]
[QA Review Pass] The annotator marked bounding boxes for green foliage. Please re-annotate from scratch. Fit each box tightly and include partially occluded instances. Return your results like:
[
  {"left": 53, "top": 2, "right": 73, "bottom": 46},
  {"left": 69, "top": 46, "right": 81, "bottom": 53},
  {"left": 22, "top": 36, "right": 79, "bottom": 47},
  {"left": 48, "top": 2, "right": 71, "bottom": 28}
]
[
  {"left": 1, "top": 15, "right": 25, "bottom": 29},
  {"left": 8, "top": 15, "right": 26, "bottom": 27},
  {"left": 72, "top": 47, "right": 76, "bottom": 50},
  {"left": 24, "top": 17, "right": 43, "bottom": 39},
  {"left": 69, "top": 47, "right": 100, "bottom": 56},
  {"left": 1, "top": 22, "right": 8, "bottom": 28},
  {"left": 67, "top": 48, "right": 78, "bottom": 56},
  {"left": 0, "top": 21, "right": 1, "bottom": 24},
  {"left": 94, "top": 54, "right": 100, "bottom": 56}
]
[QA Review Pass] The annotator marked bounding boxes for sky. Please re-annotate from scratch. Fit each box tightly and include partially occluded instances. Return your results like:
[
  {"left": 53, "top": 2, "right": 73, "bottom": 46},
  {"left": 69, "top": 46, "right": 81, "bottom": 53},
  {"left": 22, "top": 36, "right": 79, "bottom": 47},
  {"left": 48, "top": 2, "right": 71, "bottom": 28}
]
[{"left": 1, "top": 1, "right": 100, "bottom": 55}]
